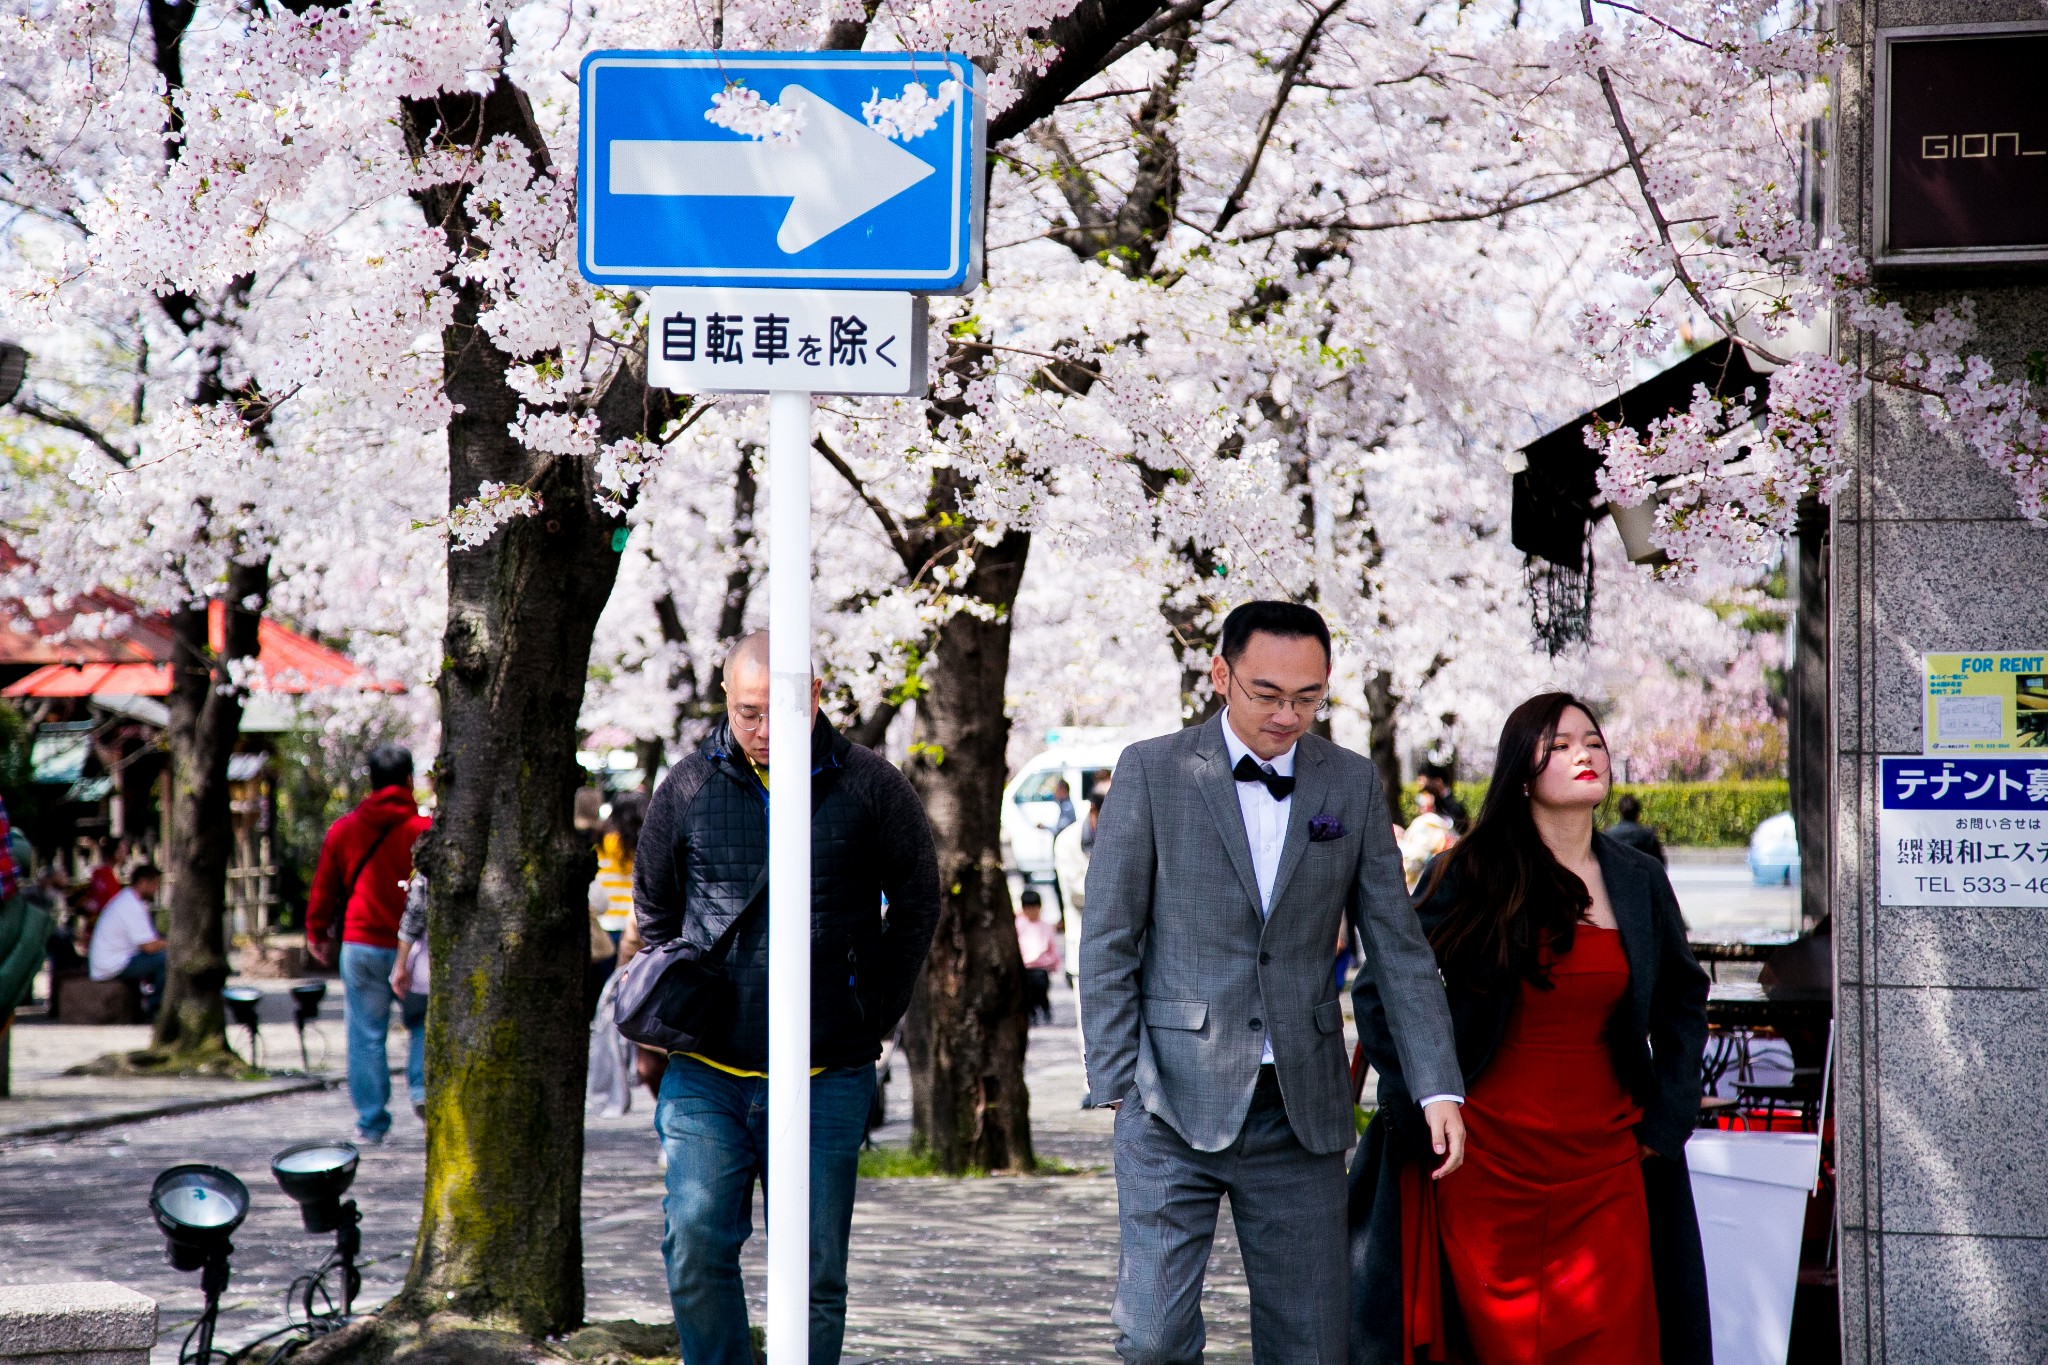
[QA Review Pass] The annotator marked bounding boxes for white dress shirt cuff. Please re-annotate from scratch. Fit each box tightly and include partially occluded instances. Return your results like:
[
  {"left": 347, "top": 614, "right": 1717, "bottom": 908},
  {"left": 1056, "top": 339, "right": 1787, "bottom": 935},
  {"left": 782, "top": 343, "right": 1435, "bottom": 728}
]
[{"left": 1416, "top": 1093, "right": 1464, "bottom": 1108}]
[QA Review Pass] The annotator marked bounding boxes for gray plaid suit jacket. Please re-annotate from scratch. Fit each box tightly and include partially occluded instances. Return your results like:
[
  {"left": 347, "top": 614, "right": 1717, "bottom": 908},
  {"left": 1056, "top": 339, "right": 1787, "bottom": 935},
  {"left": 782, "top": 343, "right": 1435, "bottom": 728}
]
[{"left": 1081, "top": 714, "right": 1461, "bottom": 1155}]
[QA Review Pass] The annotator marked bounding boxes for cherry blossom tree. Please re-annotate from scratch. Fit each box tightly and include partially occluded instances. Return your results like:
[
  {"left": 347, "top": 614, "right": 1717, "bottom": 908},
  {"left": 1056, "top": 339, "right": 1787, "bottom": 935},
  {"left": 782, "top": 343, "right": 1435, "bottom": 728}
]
[
  {"left": 579, "top": 0, "right": 1800, "bottom": 1190},
  {"left": 1548, "top": 0, "right": 2046, "bottom": 565},
  {"left": 3, "top": 0, "right": 1813, "bottom": 1343},
  {"left": 0, "top": 0, "right": 1234, "bottom": 1339},
  {"left": 0, "top": 0, "right": 455, "bottom": 1070}
]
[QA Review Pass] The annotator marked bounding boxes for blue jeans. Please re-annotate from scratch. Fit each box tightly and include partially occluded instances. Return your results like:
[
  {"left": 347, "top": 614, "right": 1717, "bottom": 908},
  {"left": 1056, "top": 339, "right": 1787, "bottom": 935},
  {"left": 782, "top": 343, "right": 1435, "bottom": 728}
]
[
  {"left": 339, "top": 944, "right": 426, "bottom": 1137},
  {"left": 119, "top": 949, "right": 167, "bottom": 1020},
  {"left": 401, "top": 991, "right": 428, "bottom": 1107},
  {"left": 656, "top": 1055, "right": 876, "bottom": 1365}
]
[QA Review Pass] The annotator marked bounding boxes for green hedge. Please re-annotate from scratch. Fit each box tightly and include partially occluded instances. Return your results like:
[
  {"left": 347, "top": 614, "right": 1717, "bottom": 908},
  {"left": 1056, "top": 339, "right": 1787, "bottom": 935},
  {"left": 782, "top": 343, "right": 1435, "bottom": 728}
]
[
  {"left": 1400, "top": 780, "right": 1787, "bottom": 848},
  {"left": 1395, "top": 782, "right": 1489, "bottom": 827},
  {"left": 1610, "top": 781, "right": 1788, "bottom": 847}
]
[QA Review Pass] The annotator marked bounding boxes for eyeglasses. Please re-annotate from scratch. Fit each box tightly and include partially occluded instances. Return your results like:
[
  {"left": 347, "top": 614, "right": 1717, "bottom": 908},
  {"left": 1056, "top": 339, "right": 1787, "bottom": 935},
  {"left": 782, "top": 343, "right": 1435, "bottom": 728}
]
[
  {"left": 730, "top": 705, "right": 767, "bottom": 731},
  {"left": 1227, "top": 668, "right": 1331, "bottom": 719}
]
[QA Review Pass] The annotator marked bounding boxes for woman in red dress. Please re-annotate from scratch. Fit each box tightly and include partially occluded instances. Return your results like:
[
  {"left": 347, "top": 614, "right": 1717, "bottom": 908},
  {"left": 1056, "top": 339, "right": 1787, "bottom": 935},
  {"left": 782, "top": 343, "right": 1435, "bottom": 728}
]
[{"left": 1347, "top": 692, "right": 1711, "bottom": 1364}]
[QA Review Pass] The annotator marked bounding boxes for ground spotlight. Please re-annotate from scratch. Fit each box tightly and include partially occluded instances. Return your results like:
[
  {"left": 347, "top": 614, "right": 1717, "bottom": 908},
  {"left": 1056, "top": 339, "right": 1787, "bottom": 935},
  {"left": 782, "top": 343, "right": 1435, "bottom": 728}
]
[
  {"left": 223, "top": 986, "right": 263, "bottom": 1066},
  {"left": 289, "top": 981, "right": 326, "bottom": 1072},
  {"left": 149, "top": 1165, "right": 248, "bottom": 1364},
  {"left": 271, "top": 1141, "right": 358, "bottom": 1231},
  {"left": 271, "top": 1141, "right": 362, "bottom": 1318}
]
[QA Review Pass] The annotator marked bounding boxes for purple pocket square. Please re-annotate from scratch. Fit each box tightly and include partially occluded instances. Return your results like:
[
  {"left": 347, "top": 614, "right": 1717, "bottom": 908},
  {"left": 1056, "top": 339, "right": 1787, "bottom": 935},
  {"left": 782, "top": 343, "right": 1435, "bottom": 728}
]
[{"left": 1308, "top": 814, "right": 1346, "bottom": 842}]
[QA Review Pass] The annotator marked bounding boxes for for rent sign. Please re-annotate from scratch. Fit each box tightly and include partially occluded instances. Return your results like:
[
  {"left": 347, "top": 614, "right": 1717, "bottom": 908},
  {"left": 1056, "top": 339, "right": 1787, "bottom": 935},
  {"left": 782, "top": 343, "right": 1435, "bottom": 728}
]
[
  {"left": 1922, "top": 651, "right": 2048, "bottom": 754},
  {"left": 1878, "top": 756, "right": 2048, "bottom": 906}
]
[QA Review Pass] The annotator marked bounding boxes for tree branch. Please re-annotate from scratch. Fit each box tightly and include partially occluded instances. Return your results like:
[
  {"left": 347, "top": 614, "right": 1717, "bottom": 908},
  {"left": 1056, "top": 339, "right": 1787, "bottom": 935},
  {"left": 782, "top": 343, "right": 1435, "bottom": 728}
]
[
  {"left": 989, "top": 0, "right": 1178, "bottom": 144},
  {"left": 1210, "top": 0, "right": 1348, "bottom": 235},
  {"left": 1577, "top": 0, "right": 1784, "bottom": 364},
  {"left": 814, "top": 431, "right": 915, "bottom": 569},
  {"left": 12, "top": 396, "right": 132, "bottom": 467},
  {"left": 1096, "top": 0, "right": 1214, "bottom": 69},
  {"left": 1589, "top": 0, "right": 1714, "bottom": 49},
  {"left": 1227, "top": 161, "right": 1627, "bottom": 241}
]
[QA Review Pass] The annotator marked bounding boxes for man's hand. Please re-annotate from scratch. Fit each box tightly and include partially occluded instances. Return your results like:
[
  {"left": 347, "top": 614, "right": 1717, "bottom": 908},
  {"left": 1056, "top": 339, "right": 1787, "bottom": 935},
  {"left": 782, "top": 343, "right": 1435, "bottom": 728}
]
[
  {"left": 390, "top": 956, "right": 413, "bottom": 996},
  {"left": 306, "top": 939, "right": 332, "bottom": 969},
  {"left": 1424, "top": 1099, "right": 1467, "bottom": 1179}
]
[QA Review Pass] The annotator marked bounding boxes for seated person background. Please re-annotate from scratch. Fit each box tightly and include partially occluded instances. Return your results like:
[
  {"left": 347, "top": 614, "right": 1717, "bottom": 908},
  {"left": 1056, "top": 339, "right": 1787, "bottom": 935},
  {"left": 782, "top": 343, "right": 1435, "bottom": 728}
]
[{"left": 86, "top": 864, "right": 165, "bottom": 1019}]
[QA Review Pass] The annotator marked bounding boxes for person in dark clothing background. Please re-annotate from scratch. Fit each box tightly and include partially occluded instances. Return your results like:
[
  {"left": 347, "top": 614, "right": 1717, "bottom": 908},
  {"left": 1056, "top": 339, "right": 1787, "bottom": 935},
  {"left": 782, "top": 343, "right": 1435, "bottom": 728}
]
[
  {"left": 1049, "top": 777, "right": 1077, "bottom": 837},
  {"left": 1606, "top": 792, "right": 1668, "bottom": 865},
  {"left": 635, "top": 631, "right": 941, "bottom": 1365},
  {"left": 1417, "top": 762, "right": 1469, "bottom": 833}
]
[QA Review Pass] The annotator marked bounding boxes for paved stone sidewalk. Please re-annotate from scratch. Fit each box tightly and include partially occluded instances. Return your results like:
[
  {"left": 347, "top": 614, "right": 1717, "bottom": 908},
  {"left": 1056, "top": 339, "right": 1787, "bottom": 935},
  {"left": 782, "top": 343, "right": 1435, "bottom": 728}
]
[
  {"left": 0, "top": 993, "right": 1255, "bottom": 1363},
  {"left": 1, "top": 982, "right": 402, "bottom": 1141}
]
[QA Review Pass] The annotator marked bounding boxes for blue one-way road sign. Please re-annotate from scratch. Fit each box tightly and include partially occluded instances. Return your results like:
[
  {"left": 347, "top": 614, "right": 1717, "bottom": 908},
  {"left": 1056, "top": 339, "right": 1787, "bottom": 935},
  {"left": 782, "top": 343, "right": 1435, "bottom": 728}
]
[{"left": 578, "top": 51, "right": 985, "bottom": 292}]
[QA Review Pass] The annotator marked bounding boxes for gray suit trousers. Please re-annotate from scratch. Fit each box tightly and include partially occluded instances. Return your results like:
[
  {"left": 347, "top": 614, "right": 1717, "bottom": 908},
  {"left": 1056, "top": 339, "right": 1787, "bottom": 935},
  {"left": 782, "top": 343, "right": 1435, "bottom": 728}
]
[{"left": 1112, "top": 1071, "right": 1346, "bottom": 1364}]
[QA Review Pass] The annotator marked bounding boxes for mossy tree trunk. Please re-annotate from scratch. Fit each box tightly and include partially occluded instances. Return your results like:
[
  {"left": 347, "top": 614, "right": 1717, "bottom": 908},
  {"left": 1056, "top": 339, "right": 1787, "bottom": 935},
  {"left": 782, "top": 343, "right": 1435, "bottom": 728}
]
[
  {"left": 153, "top": 559, "right": 267, "bottom": 1064},
  {"left": 900, "top": 522, "right": 1036, "bottom": 1175},
  {"left": 392, "top": 64, "right": 671, "bottom": 1338}
]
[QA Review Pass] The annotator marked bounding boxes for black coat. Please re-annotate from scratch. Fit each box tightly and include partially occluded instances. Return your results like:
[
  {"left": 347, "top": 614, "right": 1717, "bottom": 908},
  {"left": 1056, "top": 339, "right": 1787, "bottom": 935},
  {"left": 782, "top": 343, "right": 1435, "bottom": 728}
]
[
  {"left": 633, "top": 714, "right": 942, "bottom": 1070},
  {"left": 1347, "top": 833, "right": 1712, "bottom": 1365}
]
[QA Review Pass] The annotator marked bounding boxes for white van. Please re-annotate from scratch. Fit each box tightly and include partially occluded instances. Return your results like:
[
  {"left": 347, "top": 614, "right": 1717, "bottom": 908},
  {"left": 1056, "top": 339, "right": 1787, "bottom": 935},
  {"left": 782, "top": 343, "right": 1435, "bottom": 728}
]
[{"left": 1000, "top": 728, "right": 1130, "bottom": 882}]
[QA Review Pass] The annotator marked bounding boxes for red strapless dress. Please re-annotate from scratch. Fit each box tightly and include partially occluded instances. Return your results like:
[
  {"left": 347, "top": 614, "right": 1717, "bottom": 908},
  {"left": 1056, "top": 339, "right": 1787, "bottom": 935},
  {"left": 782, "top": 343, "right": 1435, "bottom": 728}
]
[{"left": 1404, "top": 925, "right": 1659, "bottom": 1363}]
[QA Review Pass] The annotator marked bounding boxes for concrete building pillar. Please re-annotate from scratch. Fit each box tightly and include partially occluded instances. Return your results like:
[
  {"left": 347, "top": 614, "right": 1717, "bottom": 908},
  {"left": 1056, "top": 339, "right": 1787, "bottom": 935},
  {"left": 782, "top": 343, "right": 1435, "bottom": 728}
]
[{"left": 1833, "top": 6, "right": 2048, "bottom": 1359}]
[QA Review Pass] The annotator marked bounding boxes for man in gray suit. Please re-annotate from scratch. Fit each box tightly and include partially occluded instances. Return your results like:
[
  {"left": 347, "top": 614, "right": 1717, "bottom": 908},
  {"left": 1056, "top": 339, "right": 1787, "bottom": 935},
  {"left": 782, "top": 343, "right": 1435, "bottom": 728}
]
[{"left": 1083, "top": 600, "right": 1467, "bottom": 1364}]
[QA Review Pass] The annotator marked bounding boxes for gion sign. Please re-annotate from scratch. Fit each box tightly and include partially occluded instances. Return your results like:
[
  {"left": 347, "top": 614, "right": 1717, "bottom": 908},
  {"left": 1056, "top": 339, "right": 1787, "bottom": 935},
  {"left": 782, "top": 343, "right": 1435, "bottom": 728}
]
[
  {"left": 1878, "top": 757, "right": 2048, "bottom": 907},
  {"left": 1876, "top": 23, "right": 2048, "bottom": 266}
]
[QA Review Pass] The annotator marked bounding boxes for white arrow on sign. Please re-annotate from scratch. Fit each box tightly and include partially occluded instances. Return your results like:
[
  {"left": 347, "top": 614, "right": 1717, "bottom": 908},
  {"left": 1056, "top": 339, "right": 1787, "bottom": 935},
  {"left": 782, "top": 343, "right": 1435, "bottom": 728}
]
[{"left": 610, "top": 85, "right": 939, "bottom": 254}]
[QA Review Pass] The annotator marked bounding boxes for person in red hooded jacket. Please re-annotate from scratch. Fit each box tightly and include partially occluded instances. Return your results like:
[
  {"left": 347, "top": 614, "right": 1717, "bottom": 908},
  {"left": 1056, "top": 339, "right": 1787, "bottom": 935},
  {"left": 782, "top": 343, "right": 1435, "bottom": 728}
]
[{"left": 306, "top": 744, "right": 431, "bottom": 1142}]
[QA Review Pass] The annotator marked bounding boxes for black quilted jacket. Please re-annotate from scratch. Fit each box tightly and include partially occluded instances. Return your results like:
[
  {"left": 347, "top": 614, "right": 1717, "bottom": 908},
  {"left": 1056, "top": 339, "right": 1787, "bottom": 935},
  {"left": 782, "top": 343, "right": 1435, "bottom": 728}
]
[{"left": 633, "top": 713, "right": 942, "bottom": 1070}]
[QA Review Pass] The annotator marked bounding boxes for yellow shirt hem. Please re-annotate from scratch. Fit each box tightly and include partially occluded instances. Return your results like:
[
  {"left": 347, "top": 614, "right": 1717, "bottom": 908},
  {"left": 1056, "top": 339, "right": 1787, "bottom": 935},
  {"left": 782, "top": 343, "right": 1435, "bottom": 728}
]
[{"left": 679, "top": 1051, "right": 825, "bottom": 1078}]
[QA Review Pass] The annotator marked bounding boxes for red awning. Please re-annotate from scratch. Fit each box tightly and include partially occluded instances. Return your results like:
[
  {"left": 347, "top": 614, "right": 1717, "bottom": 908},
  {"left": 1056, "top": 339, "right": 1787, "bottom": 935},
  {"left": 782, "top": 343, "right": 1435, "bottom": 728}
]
[{"left": 3, "top": 602, "right": 386, "bottom": 698}]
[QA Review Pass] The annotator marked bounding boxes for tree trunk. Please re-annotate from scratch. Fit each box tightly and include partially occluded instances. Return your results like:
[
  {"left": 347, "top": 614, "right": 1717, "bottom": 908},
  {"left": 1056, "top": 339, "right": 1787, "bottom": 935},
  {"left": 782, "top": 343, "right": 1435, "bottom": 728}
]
[
  {"left": 152, "top": 558, "right": 267, "bottom": 1066},
  {"left": 1362, "top": 668, "right": 1404, "bottom": 822},
  {"left": 393, "top": 71, "right": 664, "bottom": 1338},
  {"left": 902, "top": 528, "right": 1035, "bottom": 1175}
]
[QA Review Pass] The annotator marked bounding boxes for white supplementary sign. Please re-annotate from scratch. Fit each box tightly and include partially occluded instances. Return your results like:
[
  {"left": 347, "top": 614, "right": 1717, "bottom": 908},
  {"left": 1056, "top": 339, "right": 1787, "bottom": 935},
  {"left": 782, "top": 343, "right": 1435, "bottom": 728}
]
[
  {"left": 1878, "top": 756, "right": 2048, "bottom": 905},
  {"left": 645, "top": 287, "right": 926, "bottom": 396}
]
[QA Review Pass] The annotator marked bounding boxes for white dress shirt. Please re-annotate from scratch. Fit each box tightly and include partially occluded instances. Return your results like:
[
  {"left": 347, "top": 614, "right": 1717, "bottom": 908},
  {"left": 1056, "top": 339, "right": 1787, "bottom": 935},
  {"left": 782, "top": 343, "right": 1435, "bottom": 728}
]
[{"left": 1219, "top": 711, "right": 1461, "bottom": 1110}]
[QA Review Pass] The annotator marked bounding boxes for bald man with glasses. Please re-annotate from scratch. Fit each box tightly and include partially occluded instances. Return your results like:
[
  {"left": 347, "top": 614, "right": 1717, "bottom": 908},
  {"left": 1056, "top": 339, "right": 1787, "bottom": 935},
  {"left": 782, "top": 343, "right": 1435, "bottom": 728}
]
[
  {"left": 1082, "top": 600, "right": 1465, "bottom": 1364},
  {"left": 634, "top": 632, "right": 941, "bottom": 1365}
]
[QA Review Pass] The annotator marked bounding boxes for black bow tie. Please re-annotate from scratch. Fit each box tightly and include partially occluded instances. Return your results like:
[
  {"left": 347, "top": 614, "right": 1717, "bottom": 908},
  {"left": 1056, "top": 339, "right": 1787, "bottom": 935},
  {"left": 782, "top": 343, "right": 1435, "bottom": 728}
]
[{"left": 1233, "top": 754, "right": 1296, "bottom": 801}]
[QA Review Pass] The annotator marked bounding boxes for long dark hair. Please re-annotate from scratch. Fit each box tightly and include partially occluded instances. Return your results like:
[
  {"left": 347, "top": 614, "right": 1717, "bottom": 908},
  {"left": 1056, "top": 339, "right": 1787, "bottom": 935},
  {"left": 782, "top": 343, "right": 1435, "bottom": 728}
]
[
  {"left": 607, "top": 790, "right": 648, "bottom": 862},
  {"left": 1422, "top": 692, "right": 1609, "bottom": 991}
]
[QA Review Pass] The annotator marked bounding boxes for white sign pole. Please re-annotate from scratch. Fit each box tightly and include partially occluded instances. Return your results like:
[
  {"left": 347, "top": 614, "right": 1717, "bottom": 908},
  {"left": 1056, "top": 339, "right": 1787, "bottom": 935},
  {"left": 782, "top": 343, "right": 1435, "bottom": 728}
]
[{"left": 765, "top": 388, "right": 813, "bottom": 1365}]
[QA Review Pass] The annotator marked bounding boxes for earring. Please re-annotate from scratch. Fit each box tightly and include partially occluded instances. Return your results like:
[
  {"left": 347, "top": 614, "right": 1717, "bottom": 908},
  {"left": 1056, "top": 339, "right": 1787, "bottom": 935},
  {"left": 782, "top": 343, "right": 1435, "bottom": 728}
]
[{"left": 1521, "top": 784, "right": 1530, "bottom": 796}]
